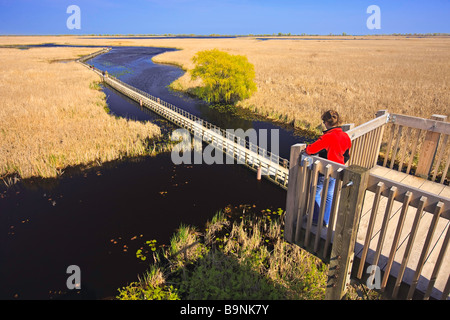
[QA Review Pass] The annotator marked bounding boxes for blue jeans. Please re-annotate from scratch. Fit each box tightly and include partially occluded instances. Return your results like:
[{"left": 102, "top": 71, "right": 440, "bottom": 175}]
[{"left": 313, "top": 175, "right": 336, "bottom": 226}]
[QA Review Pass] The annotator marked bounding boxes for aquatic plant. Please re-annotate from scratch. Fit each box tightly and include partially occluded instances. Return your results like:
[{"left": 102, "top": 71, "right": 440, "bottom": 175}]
[{"left": 118, "top": 204, "right": 328, "bottom": 300}]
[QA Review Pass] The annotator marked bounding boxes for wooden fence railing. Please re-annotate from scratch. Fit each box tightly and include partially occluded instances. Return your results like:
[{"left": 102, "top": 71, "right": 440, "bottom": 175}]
[
  {"left": 342, "top": 110, "right": 449, "bottom": 185},
  {"left": 382, "top": 114, "right": 449, "bottom": 184},
  {"left": 345, "top": 110, "right": 389, "bottom": 169},
  {"left": 285, "top": 144, "right": 450, "bottom": 300}
]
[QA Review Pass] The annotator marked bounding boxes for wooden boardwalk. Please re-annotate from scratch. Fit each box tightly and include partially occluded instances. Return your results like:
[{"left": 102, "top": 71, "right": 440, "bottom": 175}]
[
  {"left": 77, "top": 49, "right": 290, "bottom": 189},
  {"left": 357, "top": 166, "right": 449, "bottom": 299},
  {"left": 78, "top": 49, "right": 449, "bottom": 300}
]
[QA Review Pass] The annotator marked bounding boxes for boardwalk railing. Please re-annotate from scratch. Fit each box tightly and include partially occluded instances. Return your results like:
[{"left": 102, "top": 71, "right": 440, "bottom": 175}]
[
  {"left": 285, "top": 143, "right": 449, "bottom": 300},
  {"left": 77, "top": 49, "right": 290, "bottom": 188},
  {"left": 382, "top": 114, "right": 450, "bottom": 183},
  {"left": 344, "top": 110, "right": 449, "bottom": 184},
  {"left": 345, "top": 110, "right": 389, "bottom": 169}
]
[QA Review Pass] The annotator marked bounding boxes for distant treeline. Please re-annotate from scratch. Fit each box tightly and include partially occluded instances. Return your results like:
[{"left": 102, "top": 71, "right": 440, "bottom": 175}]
[{"left": 79, "top": 32, "right": 450, "bottom": 37}]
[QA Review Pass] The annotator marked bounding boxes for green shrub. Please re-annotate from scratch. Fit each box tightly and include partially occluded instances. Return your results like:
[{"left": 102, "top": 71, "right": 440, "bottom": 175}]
[
  {"left": 178, "top": 251, "right": 285, "bottom": 300},
  {"left": 116, "top": 206, "right": 328, "bottom": 300}
]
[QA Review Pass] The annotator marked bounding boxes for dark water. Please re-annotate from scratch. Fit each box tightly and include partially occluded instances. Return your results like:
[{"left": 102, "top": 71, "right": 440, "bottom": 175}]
[
  {"left": 0, "top": 45, "right": 309, "bottom": 300},
  {"left": 0, "top": 154, "right": 286, "bottom": 300}
]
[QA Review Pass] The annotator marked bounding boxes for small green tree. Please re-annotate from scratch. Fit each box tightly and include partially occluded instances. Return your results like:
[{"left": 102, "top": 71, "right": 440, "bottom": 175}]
[{"left": 190, "top": 49, "right": 257, "bottom": 109}]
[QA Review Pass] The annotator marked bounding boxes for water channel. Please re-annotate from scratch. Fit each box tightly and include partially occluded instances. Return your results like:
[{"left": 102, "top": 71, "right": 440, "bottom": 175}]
[{"left": 0, "top": 45, "right": 312, "bottom": 299}]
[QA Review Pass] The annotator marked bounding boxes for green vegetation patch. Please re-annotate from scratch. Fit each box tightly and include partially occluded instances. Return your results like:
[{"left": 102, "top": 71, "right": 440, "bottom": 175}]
[
  {"left": 190, "top": 49, "right": 257, "bottom": 112},
  {"left": 116, "top": 204, "right": 328, "bottom": 300}
]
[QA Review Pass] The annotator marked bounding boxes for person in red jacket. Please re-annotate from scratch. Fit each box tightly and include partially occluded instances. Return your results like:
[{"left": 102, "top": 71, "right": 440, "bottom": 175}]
[{"left": 305, "top": 110, "right": 351, "bottom": 226}]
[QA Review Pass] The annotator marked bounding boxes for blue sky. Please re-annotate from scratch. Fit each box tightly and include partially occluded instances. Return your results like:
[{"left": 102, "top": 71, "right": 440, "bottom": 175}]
[{"left": 0, "top": 0, "right": 449, "bottom": 35}]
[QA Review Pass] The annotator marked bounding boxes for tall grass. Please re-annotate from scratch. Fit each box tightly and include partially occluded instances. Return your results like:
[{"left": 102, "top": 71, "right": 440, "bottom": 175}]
[
  {"left": 3, "top": 36, "right": 447, "bottom": 134},
  {"left": 0, "top": 46, "right": 161, "bottom": 179},
  {"left": 150, "top": 37, "right": 450, "bottom": 132}
]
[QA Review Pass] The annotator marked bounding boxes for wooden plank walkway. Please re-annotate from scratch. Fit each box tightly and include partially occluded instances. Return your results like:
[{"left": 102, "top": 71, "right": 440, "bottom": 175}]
[{"left": 356, "top": 165, "right": 449, "bottom": 299}]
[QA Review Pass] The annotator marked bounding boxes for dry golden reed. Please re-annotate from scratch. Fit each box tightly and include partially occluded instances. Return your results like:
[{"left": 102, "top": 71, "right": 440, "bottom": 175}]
[
  {"left": 2, "top": 36, "right": 449, "bottom": 131},
  {"left": 1, "top": 36, "right": 449, "bottom": 178},
  {"left": 150, "top": 37, "right": 450, "bottom": 131},
  {"left": 0, "top": 46, "right": 160, "bottom": 179}
]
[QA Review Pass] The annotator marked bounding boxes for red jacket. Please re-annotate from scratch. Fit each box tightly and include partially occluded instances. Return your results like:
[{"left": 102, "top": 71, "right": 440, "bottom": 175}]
[{"left": 305, "top": 127, "right": 351, "bottom": 164}]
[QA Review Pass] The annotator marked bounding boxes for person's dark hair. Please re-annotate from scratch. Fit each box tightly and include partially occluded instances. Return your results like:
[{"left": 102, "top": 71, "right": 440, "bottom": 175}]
[{"left": 321, "top": 110, "right": 340, "bottom": 127}]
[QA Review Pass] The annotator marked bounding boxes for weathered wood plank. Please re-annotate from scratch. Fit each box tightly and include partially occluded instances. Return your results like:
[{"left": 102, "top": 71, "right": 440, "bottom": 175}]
[
  {"left": 367, "top": 173, "right": 450, "bottom": 220},
  {"left": 407, "top": 202, "right": 444, "bottom": 299},
  {"left": 346, "top": 113, "right": 389, "bottom": 141},
  {"left": 391, "top": 113, "right": 450, "bottom": 135},
  {"left": 325, "top": 165, "right": 370, "bottom": 300},
  {"left": 381, "top": 191, "right": 412, "bottom": 291},
  {"left": 284, "top": 144, "right": 305, "bottom": 243},
  {"left": 357, "top": 182, "right": 384, "bottom": 279},
  {"left": 323, "top": 168, "right": 344, "bottom": 259},
  {"left": 416, "top": 115, "right": 448, "bottom": 178},
  {"left": 392, "top": 197, "right": 426, "bottom": 299},
  {"left": 423, "top": 221, "right": 450, "bottom": 299}
]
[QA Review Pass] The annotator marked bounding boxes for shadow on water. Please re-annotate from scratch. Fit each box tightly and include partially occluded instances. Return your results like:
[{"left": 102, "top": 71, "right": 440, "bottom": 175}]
[
  {"left": 0, "top": 153, "right": 287, "bottom": 300},
  {"left": 0, "top": 45, "right": 312, "bottom": 300}
]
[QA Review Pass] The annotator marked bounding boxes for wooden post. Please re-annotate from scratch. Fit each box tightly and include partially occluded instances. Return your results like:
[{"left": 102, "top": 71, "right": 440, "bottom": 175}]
[
  {"left": 325, "top": 165, "right": 370, "bottom": 300},
  {"left": 256, "top": 166, "right": 262, "bottom": 180},
  {"left": 284, "top": 144, "right": 307, "bottom": 243},
  {"left": 341, "top": 123, "right": 355, "bottom": 132},
  {"left": 416, "top": 115, "right": 447, "bottom": 178},
  {"left": 373, "top": 110, "right": 388, "bottom": 167}
]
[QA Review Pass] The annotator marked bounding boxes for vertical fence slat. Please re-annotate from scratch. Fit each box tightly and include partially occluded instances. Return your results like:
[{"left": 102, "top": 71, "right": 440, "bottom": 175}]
[
  {"left": 441, "top": 275, "right": 450, "bottom": 300},
  {"left": 357, "top": 181, "right": 384, "bottom": 279},
  {"left": 284, "top": 144, "right": 305, "bottom": 243},
  {"left": 398, "top": 127, "right": 412, "bottom": 172},
  {"left": 392, "top": 196, "right": 426, "bottom": 299},
  {"left": 423, "top": 222, "right": 450, "bottom": 300},
  {"left": 432, "top": 134, "right": 449, "bottom": 182},
  {"left": 440, "top": 151, "right": 450, "bottom": 184},
  {"left": 359, "top": 134, "right": 368, "bottom": 168},
  {"left": 407, "top": 201, "right": 444, "bottom": 299},
  {"left": 390, "top": 125, "right": 403, "bottom": 169},
  {"left": 372, "top": 186, "right": 398, "bottom": 267},
  {"left": 381, "top": 191, "right": 412, "bottom": 291},
  {"left": 323, "top": 168, "right": 344, "bottom": 259},
  {"left": 314, "top": 165, "right": 332, "bottom": 253},
  {"left": 325, "top": 165, "right": 370, "bottom": 300},
  {"left": 349, "top": 138, "right": 358, "bottom": 167},
  {"left": 304, "top": 160, "right": 321, "bottom": 247},
  {"left": 367, "top": 129, "right": 378, "bottom": 168},
  {"left": 406, "top": 129, "right": 423, "bottom": 175},
  {"left": 295, "top": 157, "right": 311, "bottom": 244},
  {"left": 383, "top": 124, "right": 397, "bottom": 167}
]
